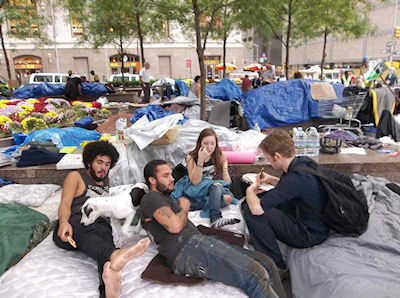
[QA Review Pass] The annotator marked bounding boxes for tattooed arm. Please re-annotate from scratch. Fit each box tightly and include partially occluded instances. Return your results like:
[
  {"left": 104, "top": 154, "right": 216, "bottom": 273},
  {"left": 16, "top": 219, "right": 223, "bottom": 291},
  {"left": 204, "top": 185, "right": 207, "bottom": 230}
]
[{"left": 153, "top": 197, "right": 190, "bottom": 234}]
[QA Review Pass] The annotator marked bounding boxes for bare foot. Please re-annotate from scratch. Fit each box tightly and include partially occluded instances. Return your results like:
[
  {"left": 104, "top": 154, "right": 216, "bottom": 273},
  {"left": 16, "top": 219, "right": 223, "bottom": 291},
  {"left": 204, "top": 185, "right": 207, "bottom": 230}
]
[
  {"left": 223, "top": 194, "right": 233, "bottom": 204},
  {"left": 110, "top": 237, "right": 150, "bottom": 272},
  {"left": 102, "top": 262, "right": 121, "bottom": 298}
]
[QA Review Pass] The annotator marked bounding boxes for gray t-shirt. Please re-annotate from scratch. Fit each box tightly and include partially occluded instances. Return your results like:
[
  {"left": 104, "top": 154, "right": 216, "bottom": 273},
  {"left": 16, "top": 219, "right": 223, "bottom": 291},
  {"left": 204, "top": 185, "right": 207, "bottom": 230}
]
[{"left": 140, "top": 191, "right": 200, "bottom": 267}]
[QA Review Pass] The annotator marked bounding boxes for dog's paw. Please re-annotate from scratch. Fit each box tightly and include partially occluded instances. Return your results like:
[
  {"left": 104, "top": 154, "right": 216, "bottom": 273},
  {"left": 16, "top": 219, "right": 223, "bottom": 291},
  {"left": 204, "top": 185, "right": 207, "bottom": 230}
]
[{"left": 121, "top": 226, "right": 135, "bottom": 238}]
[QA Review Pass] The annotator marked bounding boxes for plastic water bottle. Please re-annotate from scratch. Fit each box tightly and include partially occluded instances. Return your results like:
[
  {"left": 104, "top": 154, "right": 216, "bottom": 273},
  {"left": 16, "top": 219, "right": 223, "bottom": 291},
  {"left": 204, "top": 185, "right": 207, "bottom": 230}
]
[
  {"left": 297, "top": 127, "right": 307, "bottom": 156},
  {"left": 115, "top": 118, "right": 127, "bottom": 142},
  {"left": 293, "top": 128, "right": 301, "bottom": 156},
  {"left": 306, "top": 127, "right": 320, "bottom": 156}
]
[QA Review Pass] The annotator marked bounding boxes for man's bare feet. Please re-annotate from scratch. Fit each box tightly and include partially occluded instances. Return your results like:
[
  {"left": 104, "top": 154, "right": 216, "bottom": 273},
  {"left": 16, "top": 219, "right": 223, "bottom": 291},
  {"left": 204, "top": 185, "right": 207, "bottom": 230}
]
[
  {"left": 223, "top": 194, "right": 233, "bottom": 204},
  {"left": 102, "top": 262, "right": 121, "bottom": 298},
  {"left": 110, "top": 237, "right": 150, "bottom": 272}
]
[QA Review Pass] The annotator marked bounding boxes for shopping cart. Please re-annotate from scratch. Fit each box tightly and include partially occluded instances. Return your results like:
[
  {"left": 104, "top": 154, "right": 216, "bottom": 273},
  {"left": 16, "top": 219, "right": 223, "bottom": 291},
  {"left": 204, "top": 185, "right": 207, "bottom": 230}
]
[{"left": 317, "top": 91, "right": 368, "bottom": 135}]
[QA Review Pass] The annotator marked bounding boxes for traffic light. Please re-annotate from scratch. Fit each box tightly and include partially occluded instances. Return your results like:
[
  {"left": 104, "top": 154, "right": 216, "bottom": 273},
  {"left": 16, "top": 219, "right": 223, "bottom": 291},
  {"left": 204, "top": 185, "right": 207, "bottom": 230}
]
[{"left": 395, "top": 26, "right": 400, "bottom": 38}]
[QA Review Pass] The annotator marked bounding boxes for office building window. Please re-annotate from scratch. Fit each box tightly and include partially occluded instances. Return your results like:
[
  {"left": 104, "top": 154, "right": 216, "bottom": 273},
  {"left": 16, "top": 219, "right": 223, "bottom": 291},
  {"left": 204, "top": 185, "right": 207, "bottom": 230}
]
[
  {"left": 7, "top": 0, "right": 39, "bottom": 36},
  {"left": 71, "top": 17, "right": 83, "bottom": 35}
]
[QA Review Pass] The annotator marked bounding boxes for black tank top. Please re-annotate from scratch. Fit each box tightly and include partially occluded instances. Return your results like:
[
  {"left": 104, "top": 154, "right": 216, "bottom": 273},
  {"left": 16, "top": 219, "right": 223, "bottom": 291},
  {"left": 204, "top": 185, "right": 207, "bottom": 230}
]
[{"left": 70, "top": 171, "right": 110, "bottom": 214}]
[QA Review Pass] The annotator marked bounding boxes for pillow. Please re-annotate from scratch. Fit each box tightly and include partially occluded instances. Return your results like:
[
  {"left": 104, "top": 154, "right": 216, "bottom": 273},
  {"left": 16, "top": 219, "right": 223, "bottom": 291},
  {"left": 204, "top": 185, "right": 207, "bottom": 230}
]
[{"left": 0, "top": 184, "right": 61, "bottom": 207}]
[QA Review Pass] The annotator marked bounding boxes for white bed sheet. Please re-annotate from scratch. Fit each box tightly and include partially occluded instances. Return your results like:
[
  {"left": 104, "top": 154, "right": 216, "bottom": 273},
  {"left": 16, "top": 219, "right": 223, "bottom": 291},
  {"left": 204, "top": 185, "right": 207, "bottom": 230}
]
[
  {"left": 29, "top": 189, "right": 62, "bottom": 222},
  {"left": 0, "top": 202, "right": 247, "bottom": 298}
]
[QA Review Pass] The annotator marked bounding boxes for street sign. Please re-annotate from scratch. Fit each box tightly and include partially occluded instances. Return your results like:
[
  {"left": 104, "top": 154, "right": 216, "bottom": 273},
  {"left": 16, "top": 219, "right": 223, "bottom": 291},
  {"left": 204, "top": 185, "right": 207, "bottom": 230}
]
[{"left": 186, "top": 59, "right": 191, "bottom": 68}]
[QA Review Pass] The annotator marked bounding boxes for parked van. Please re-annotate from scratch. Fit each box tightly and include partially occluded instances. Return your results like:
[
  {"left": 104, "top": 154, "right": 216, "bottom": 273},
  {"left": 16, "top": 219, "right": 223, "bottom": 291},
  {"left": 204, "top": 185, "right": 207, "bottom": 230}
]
[
  {"left": 299, "top": 66, "right": 341, "bottom": 84},
  {"left": 109, "top": 73, "right": 140, "bottom": 82},
  {"left": 29, "top": 73, "right": 69, "bottom": 84}
]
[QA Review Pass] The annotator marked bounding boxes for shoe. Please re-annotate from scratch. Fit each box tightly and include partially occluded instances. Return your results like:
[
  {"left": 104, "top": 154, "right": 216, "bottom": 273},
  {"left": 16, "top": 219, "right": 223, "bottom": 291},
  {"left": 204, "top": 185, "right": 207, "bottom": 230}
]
[
  {"left": 210, "top": 217, "right": 240, "bottom": 229},
  {"left": 278, "top": 268, "right": 290, "bottom": 280}
]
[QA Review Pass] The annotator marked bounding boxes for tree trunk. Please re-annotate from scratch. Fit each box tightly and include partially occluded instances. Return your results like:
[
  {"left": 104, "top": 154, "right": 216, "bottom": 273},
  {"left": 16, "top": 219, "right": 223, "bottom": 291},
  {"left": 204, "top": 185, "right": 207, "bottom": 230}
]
[
  {"left": 136, "top": 13, "right": 145, "bottom": 65},
  {"left": 320, "top": 28, "right": 328, "bottom": 81},
  {"left": 285, "top": 0, "right": 293, "bottom": 80},
  {"left": 222, "top": 31, "right": 227, "bottom": 78},
  {"left": 192, "top": 0, "right": 206, "bottom": 120},
  {"left": 0, "top": 25, "right": 13, "bottom": 97},
  {"left": 119, "top": 38, "right": 126, "bottom": 91}
]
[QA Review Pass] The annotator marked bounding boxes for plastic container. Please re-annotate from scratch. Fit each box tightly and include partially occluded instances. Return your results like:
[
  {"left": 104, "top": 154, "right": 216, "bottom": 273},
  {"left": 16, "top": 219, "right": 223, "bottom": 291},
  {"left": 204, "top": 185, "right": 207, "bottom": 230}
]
[
  {"left": 115, "top": 118, "right": 127, "bottom": 142},
  {"left": 306, "top": 127, "right": 320, "bottom": 156},
  {"left": 296, "top": 127, "right": 307, "bottom": 156},
  {"left": 293, "top": 128, "right": 300, "bottom": 156}
]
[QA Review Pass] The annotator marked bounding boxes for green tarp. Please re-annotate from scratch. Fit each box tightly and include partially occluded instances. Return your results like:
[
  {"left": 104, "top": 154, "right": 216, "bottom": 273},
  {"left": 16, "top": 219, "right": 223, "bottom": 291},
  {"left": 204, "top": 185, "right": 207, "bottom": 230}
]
[{"left": 0, "top": 203, "right": 49, "bottom": 275}]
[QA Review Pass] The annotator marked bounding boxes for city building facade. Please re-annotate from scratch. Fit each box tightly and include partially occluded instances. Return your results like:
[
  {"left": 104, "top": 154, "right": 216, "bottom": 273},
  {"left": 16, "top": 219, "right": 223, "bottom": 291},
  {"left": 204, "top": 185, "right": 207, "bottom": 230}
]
[
  {"left": 0, "top": 4, "right": 253, "bottom": 84},
  {"left": 287, "top": 1, "right": 400, "bottom": 69}
]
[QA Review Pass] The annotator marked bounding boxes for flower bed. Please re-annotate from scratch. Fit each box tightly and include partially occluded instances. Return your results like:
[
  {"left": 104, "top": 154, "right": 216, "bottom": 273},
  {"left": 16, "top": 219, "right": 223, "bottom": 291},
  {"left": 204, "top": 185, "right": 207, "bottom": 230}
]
[{"left": 0, "top": 97, "right": 111, "bottom": 138}]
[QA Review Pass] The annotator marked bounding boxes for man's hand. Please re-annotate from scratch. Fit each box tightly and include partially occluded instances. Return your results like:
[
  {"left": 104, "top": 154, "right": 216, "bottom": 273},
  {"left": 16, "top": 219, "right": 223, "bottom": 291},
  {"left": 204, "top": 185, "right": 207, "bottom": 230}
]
[
  {"left": 197, "top": 147, "right": 211, "bottom": 165},
  {"left": 257, "top": 172, "right": 280, "bottom": 186},
  {"left": 178, "top": 197, "right": 191, "bottom": 212},
  {"left": 246, "top": 183, "right": 265, "bottom": 215},
  {"left": 247, "top": 183, "right": 265, "bottom": 195},
  {"left": 58, "top": 221, "right": 73, "bottom": 242}
]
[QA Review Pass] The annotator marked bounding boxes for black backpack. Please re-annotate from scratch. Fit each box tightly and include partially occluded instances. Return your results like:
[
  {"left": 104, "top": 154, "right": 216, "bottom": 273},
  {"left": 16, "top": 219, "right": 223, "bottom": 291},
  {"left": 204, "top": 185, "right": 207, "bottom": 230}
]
[{"left": 292, "top": 157, "right": 369, "bottom": 237}]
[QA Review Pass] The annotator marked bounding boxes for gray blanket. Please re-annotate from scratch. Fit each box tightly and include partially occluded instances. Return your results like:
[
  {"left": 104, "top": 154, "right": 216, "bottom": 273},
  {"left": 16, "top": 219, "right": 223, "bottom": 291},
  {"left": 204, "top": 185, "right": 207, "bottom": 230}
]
[{"left": 287, "top": 175, "right": 400, "bottom": 298}]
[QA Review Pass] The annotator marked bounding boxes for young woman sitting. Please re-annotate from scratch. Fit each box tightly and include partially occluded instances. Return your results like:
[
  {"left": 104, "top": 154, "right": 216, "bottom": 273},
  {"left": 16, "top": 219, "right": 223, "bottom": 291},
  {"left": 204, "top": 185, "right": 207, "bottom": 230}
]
[{"left": 186, "top": 128, "right": 240, "bottom": 228}]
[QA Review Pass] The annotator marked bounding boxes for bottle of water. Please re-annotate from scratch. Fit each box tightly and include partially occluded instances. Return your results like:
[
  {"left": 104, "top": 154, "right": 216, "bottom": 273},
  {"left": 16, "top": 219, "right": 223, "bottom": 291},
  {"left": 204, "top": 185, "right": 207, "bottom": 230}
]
[
  {"left": 306, "top": 127, "right": 320, "bottom": 156},
  {"left": 297, "top": 127, "right": 307, "bottom": 156},
  {"left": 293, "top": 128, "right": 301, "bottom": 156}
]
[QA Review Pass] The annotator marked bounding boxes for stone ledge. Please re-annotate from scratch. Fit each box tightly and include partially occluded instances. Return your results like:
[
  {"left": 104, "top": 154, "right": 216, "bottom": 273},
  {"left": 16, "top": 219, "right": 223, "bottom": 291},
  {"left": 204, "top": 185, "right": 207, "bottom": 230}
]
[{"left": 0, "top": 149, "right": 399, "bottom": 185}]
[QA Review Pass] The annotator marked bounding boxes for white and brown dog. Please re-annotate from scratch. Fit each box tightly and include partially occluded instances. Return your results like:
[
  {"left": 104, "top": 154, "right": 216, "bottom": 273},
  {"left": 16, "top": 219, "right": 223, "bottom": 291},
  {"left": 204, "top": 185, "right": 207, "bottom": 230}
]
[{"left": 81, "top": 182, "right": 148, "bottom": 247}]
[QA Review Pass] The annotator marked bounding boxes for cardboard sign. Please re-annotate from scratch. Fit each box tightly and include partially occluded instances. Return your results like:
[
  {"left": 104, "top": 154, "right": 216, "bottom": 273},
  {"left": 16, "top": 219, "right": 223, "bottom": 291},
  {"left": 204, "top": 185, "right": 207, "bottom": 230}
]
[{"left": 363, "top": 60, "right": 388, "bottom": 82}]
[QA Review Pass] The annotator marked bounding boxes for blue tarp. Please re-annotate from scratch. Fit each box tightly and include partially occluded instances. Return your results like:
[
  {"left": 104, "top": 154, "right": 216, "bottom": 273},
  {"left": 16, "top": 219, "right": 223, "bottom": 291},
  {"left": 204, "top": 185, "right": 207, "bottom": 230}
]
[
  {"left": 130, "top": 105, "right": 188, "bottom": 125},
  {"left": 81, "top": 82, "right": 108, "bottom": 96},
  {"left": 174, "top": 80, "right": 189, "bottom": 96},
  {"left": 13, "top": 82, "right": 108, "bottom": 99},
  {"left": 2, "top": 127, "right": 101, "bottom": 156},
  {"left": 14, "top": 83, "right": 64, "bottom": 99},
  {"left": 205, "top": 78, "right": 242, "bottom": 101},
  {"left": 241, "top": 79, "right": 345, "bottom": 129}
]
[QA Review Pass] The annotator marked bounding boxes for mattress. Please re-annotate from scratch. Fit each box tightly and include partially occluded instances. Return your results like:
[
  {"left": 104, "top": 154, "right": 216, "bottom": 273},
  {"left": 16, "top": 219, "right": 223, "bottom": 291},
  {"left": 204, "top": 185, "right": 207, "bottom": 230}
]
[
  {"left": 286, "top": 175, "right": 400, "bottom": 298},
  {"left": 0, "top": 201, "right": 247, "bottom": 298},
  {"left": 30, "top": 189, "right": 62, "bottom": 222}
]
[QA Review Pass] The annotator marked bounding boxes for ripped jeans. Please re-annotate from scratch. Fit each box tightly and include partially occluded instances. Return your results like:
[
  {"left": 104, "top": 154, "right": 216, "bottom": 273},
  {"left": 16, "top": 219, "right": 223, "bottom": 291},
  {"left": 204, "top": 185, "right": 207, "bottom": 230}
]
[
  {"left": 173, "top": 234, "right": 280, "bottom": 298},
  {"left": 189, "top": 183, "right": 234, "bottom": 223}
]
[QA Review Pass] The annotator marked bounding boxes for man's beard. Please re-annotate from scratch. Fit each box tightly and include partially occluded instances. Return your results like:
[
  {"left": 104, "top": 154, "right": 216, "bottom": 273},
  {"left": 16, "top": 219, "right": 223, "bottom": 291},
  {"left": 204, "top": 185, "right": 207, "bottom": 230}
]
[
  {"left": 89, "top": 166, "right": 107, "bottom": 182},
  {"left": 156, "top": 180, "right": 172, "bottom": 195}
]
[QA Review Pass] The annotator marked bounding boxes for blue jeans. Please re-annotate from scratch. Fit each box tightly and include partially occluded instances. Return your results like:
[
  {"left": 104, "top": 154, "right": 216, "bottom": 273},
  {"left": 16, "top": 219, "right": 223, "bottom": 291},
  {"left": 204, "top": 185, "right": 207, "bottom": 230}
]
[
  {"left": 173, "top": 234, "right": 280, "bottom": 298},
  {"left": 208, "top": 183, "right": 233, "bottom": 223}
]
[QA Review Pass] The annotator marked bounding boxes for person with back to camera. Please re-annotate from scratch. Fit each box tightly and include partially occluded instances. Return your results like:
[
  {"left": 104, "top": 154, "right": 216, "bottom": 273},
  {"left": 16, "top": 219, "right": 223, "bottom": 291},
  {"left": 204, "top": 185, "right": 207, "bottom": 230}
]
[
  {"left": 244, "top": 130, "right": 329, "bottom": 276},
  {"left": 64, "top": 73, "right": 82, "bottom": 101},
  {"left": 188, "top": 75, "right": 201, "bottom": 98},
  {"left": 186, "top": 128, "right": 240, "bottom": 228}
]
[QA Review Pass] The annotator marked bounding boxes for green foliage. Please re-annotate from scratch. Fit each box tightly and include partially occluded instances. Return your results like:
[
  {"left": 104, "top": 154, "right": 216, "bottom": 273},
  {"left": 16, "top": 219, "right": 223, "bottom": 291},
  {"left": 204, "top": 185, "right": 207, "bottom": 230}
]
[
  {"left": 304, "top": 0, "right": 375, "bottom": 41},
  {"left": 1, "top": 0, "right": 52, "bottom": 44},
  {"left": 9, "top": 121, "right": 23, "bottom": 133},
  {"left": 61, "top": 0, "right": 166, "bottom": 51}
]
